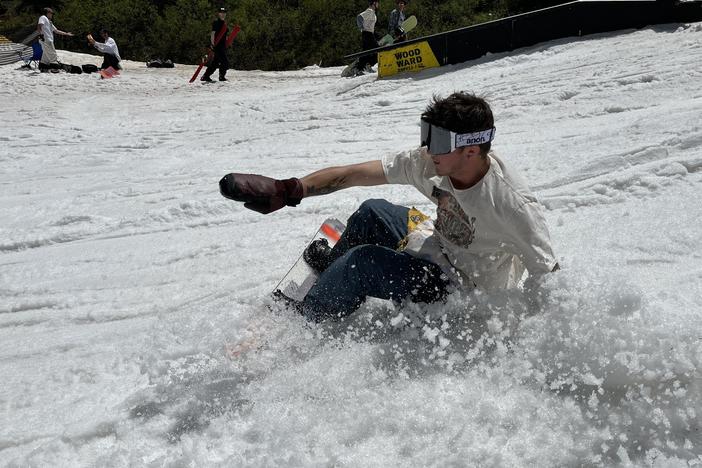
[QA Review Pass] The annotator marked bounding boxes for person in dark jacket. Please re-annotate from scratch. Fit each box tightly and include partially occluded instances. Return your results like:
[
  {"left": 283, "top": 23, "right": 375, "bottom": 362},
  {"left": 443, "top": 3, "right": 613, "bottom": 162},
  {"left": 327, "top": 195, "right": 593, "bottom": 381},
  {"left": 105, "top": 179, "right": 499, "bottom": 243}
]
[
  {"left": 388, "top": 0, "right": 408, "bottom": 43},
  {"left": 201, "top": 7, "right": 229, "bottom": 82}
]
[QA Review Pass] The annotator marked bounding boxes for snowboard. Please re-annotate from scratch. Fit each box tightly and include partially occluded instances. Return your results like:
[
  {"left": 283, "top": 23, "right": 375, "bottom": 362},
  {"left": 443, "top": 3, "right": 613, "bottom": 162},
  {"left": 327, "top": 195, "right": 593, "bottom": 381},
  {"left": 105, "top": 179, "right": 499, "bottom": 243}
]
[
  {"left": 341, "top": 16, "right": 417, "bottom": 77},
  {"left": 99, "top": 66, "right": 120, "bottom": 79},
  {"left": 226, "top": 24, "right": 241, "bottom": 47},
  {"left": 340, "top": 58, "right": 362, "bottom": 78},
  {"left": 189, "top": 50, "right": 211, "bottom": 83},
  {"left": 378, "top": 15, "right": 417, "bottom": 46},
  {"left": 272, "top": 218, "right": 345, "bottom": 303}
]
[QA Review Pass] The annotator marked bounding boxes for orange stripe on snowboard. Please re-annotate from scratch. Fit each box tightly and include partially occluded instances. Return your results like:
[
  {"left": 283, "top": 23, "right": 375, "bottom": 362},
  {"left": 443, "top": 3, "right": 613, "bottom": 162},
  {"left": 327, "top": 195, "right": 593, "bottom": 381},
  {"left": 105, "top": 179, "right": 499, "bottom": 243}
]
[{"left": 321, "top": 223, "right": 341, "bottom": 242}]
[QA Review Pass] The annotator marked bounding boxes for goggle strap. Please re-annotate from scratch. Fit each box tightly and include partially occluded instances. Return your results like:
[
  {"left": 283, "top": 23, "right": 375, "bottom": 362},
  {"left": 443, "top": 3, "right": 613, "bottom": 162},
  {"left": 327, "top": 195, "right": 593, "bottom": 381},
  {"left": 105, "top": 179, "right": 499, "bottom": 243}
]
[{"left": 454, "top": 127, "right": 496, "bottom": 148}]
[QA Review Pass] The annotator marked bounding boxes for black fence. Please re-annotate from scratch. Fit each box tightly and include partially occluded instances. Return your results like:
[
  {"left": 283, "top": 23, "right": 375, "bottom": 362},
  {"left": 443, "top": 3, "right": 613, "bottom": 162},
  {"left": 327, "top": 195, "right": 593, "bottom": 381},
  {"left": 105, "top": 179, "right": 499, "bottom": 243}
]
[{"left": 347, "top": 0, "right": 702, "bottom": 68}]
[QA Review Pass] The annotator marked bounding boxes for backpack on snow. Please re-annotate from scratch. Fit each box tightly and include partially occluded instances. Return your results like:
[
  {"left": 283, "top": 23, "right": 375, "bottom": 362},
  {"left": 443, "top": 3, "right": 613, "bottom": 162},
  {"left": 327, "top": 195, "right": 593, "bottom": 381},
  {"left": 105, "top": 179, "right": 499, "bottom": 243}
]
[{"left": 61, "top": 63, "right": 82, "bottom": 74}]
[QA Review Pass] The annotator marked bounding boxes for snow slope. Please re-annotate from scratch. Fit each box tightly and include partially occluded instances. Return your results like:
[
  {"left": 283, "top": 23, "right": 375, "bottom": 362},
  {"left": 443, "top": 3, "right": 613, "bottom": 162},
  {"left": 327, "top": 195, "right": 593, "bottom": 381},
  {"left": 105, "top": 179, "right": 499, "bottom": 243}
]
[{"left": 1, "top": 22, "right": 701, "bottom": 466}]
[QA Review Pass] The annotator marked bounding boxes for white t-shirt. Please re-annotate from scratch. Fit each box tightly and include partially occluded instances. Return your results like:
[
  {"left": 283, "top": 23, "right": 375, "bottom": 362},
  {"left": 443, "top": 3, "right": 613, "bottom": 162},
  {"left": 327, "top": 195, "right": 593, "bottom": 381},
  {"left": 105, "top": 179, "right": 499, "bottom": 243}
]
[
  {"left": 382, "top": 147, "right": 557, "bottom": 290},
  {"left": 93, "top": 37, "right": 121, "bottom": 61},
  {"left": 37, "top": 15, "right": 57, "bottom": 42}
]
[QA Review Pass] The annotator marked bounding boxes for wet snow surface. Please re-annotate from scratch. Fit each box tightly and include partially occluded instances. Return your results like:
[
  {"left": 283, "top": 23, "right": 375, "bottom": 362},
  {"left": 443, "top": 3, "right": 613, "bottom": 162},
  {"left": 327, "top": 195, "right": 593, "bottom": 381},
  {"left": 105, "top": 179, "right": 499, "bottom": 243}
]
[{"left": 1, "top": 23, "right": 702, "bottom": 466}]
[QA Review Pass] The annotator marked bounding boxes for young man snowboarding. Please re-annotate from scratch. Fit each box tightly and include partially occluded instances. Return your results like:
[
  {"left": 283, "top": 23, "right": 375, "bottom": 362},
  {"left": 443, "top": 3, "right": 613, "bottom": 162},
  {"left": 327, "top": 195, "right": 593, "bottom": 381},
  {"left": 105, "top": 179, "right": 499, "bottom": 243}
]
[
  {"left": 87, "top": 29, "right": 121, "bottom": 70},
  {"left": 356, "top": 0, "right": 381, "bottom": 73},
  {"left": 219, "top": 92, "right": 559, "bottom": 322},
  {"left": 36, "top": 7, "right": 73, "bottom": 70},
  {"left": 201, "top": 7, "right": 229, "bottom": 82}
]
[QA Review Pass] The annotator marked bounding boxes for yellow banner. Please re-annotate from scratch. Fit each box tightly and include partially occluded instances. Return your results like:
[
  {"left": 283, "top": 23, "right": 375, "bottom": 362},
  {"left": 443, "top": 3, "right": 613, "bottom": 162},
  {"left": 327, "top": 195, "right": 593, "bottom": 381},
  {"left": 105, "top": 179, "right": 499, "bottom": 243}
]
[{"left": 378, "top": 41, "right": 440, "bottom": 78}]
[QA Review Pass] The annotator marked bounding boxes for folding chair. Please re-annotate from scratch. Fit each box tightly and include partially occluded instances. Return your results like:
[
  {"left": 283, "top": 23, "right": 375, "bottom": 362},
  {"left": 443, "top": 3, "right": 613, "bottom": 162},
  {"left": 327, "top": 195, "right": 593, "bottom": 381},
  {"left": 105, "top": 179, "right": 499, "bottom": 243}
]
[{"left": 19, "top": 41, "right": 42, "bottom": 70}]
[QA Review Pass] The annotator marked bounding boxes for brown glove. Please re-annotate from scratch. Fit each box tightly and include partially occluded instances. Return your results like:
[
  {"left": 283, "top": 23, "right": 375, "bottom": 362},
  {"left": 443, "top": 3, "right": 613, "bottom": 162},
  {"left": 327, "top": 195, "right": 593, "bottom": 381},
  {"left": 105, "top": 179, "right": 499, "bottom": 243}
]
[{"left": 219, "top": 173, "right": 303, "bottom": 214}]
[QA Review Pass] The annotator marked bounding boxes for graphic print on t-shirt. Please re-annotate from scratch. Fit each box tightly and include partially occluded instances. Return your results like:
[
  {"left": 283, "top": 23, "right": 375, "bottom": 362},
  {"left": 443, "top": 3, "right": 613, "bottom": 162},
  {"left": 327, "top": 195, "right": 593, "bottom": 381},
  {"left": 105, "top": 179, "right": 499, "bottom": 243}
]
[{"left": 432, "top": 186, "right": 476, "bottom": 247}]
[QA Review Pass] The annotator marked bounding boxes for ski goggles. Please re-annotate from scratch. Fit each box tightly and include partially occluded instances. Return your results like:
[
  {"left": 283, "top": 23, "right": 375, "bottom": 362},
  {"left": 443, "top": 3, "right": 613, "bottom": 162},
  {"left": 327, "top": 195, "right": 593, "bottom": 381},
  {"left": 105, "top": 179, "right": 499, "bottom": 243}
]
[{"left": 420, "top": 119, "right": 496, "bottom": 155}]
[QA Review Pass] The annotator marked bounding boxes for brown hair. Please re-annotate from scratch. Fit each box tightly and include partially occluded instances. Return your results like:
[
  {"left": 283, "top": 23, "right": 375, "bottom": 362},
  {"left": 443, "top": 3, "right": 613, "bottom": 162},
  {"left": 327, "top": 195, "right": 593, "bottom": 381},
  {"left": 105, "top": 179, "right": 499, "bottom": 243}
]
[{"left": 422, "top": 92, "right": 494, "bottom": 155}]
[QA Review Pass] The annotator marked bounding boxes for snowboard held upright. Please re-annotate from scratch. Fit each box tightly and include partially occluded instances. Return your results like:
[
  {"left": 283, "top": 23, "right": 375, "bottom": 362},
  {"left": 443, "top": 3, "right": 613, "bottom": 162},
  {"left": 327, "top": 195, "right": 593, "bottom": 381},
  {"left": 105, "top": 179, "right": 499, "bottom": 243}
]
[
  {"left": 341, "top": 15, "right": 418, "bottom": 77},
  {"left": 189, "top": 24, "right": 240, "bottom": 83},
  {"left": 378, "top": 15, "right": 417, "bottom": 46}
]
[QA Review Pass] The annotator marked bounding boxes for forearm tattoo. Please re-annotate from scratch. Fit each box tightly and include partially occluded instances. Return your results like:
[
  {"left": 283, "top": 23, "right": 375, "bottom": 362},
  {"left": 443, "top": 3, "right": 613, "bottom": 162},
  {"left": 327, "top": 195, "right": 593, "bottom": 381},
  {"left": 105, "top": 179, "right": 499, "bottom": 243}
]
[{"left": 306, "top": 176, "right": 348, "bottom": 196}]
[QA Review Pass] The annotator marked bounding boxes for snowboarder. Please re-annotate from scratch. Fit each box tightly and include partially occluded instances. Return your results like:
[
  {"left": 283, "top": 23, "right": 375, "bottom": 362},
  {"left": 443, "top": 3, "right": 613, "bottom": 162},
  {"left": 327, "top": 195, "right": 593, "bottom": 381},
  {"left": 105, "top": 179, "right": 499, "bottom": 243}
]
[
  {"left": 201, "top": 7, "right": 229, "bottom": 83},
  {"left": 388, "top": 0, "right": 408, "bottom": 43},
  {"left": 356, "top": 0, "right": 381, "bottom": 73},
  {"left": 219, "top": 92, "right": 559, "bottom": 322},
  {"left": 87, "top": 29, "right": 121, "bottom": 70},
  {"left": 36, "top": 7, "right": 74, "bottom": 71}
]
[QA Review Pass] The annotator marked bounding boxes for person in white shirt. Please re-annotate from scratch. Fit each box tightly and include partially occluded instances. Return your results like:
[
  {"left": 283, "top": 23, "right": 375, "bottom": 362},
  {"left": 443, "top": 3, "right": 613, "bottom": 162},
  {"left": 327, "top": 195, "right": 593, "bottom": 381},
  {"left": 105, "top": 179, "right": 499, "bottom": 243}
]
[
  {"left": 36, "top": 7, "right": 73, "bottom": 68},
  {"left": 356, "top": 0, "right": 380, "bottom": 72},
  {"left": 87, "top": 29, "right": 121, "bottom": 70},
  {"left": 219, "top": 92, "right": 559, "bottom": 322}
]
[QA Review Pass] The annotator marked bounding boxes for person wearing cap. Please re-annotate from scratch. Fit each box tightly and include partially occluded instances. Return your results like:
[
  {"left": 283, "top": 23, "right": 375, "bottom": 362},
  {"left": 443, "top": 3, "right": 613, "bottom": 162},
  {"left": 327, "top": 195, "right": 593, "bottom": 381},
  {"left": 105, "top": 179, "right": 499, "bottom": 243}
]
[
  {"left": 36, "top": 7, "right": 74, "bottom": 70},
  {"left": 388, "top": 0, "right": 408, "bottom": 43},
  {"left": 356, "top": 0, "right": 380, "bottom": 73},
  {"left": 201, "top": 7, "right": 229, "bottom": 82},
  {"left": 218, "top": 92, "right": 559, "bottom": 322},
  {"left": 87, "top": 29, "right": 121, "bottom": 70}
]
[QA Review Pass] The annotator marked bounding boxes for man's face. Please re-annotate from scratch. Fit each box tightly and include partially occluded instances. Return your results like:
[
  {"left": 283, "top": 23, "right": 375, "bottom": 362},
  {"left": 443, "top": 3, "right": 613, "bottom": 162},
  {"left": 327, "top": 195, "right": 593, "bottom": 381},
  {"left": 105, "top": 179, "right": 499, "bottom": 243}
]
[
  {"left": 398, "top": 2, "right": 406, "bottom": 10},
  {"left": 429, "top": 147, "right": 473, "bottom": 176}
]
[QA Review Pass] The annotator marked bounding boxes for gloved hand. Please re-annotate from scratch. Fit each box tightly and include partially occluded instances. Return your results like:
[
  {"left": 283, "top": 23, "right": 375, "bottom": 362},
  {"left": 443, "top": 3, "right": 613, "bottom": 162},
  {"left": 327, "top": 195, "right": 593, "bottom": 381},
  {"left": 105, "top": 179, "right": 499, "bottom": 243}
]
[{"left": 219, "top": 173, "right": 304, "bottom": 214}]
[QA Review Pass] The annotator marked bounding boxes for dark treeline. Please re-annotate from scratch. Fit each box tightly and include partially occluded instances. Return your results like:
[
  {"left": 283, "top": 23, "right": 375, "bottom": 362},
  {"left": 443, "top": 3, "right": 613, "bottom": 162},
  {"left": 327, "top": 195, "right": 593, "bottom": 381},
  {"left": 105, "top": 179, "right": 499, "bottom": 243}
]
[{"left": 0, "top": 0, "right": 564, "bottom": 70}]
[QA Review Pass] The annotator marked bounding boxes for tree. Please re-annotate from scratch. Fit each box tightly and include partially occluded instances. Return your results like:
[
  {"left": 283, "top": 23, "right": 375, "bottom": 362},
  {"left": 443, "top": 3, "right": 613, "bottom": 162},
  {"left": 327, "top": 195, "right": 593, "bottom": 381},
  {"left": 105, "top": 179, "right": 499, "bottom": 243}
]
[{"left": 0, "top": 0, "right": 550, "bottom": 69}]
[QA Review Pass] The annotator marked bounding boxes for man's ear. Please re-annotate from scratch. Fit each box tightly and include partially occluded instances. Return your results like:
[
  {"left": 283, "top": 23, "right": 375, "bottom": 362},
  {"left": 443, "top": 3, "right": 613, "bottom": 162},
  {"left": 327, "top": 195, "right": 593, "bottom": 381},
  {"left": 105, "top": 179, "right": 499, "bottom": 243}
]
[{"left": 461, "top": 146, "right": 481, "bottom": 158}]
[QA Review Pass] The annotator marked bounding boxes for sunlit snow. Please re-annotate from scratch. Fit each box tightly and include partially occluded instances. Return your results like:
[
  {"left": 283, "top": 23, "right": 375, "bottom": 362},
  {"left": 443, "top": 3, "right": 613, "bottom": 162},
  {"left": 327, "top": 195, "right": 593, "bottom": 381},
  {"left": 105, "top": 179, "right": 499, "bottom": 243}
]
[{"left": 1, "top": 22, "right": 701, "bottom": 466}]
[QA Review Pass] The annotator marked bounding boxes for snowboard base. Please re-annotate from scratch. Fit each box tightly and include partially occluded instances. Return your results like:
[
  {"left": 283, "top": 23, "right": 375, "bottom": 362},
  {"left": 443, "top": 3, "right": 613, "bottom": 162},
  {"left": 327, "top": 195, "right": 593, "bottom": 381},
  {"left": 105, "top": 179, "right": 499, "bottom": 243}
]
[
  {"left": 272, "top": 218, "right": 345, "bottom": 304},
  {"left": 99, "top": 66, "right": 120, "bottom": 79},
  {"left": 341, "top": 59, "right": 363, "bottom": 77}
]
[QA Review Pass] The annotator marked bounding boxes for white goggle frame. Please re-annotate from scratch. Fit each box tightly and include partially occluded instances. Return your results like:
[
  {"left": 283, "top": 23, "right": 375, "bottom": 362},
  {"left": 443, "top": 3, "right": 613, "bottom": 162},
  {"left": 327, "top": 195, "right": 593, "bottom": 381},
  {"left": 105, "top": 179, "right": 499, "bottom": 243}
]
[{"left": 421, "top": 119, "right": 496, "bottom": 155}]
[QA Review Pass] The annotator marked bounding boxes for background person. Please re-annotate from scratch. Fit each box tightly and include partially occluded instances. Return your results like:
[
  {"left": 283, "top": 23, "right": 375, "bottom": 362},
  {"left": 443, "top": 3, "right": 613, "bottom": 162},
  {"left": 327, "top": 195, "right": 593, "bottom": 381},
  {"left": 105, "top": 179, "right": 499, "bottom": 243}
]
[
  {"left": 356, "top": 0, "right": 380, "bottom": 73},
  {"left": 87, "top": 29, "right": 121, "bottom": 70},
  {"left": 201, "top": 7, "right": 229, "bottom": 83},
  {"left": 388, "top": 0, "right": 408, "bottom": 42},
  {"left": 36, "top": 7, "right": 73, "bottom": 70}
]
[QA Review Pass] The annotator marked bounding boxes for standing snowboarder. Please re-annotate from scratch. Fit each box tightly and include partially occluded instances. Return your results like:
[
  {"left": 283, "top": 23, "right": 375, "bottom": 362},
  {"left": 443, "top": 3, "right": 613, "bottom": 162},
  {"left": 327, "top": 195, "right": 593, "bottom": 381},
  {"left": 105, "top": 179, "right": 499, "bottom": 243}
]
[
  {"left": 219, "top": 92, "right": 560, "bottom": 322},
  {"left": 36, "top": 7, "right": 73, "bottom": 71},
  {"left": 356, "top": 0, "right": 380, "bottom": 73},
  {"left": 201, "top": 7, "right": 229, "bottom": 83},
  {"left": 388, "top": 0, "right": 408, "bottom": 43}
]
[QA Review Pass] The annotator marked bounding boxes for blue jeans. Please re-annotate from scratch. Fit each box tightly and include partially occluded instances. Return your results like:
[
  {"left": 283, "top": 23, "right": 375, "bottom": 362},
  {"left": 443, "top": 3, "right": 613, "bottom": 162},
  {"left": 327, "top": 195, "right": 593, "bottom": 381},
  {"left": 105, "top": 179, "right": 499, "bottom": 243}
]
[{"left": 302, "top": 199, "right": 449, "bottom": 322}]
